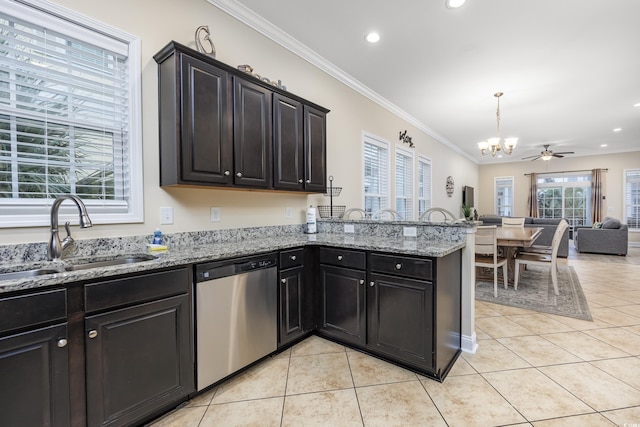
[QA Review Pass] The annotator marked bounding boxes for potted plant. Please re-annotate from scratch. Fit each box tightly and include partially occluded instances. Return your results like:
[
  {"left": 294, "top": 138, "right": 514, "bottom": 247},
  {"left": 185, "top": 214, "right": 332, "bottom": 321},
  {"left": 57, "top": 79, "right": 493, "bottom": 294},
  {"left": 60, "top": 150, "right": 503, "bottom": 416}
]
[{"left": 461, "top": 204, "right": 473, "bottom": 220}]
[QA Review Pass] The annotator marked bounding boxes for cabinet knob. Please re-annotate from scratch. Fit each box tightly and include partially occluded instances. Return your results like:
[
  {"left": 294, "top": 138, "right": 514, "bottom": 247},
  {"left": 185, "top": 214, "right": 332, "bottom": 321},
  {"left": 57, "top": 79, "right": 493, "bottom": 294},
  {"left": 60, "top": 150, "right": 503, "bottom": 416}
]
[
  {"left": 359, "top": 279, "right": 364, "bottom": 285},
  {"left": 236, "top": 172, "right": 242, "bottom": 177},
  {"left": 290, "top": 255, "right": 296, "bottom": 261},
  {"left": 57, "top": 338, "right": 67, "bottom": 348},
  {"left": 395, "top": 263, "right": 402, "bottom": 270},
  {"left": 337, "top": 255, "right": 343, "bottom": 261},
  {"left": 224, "top": 170, "right": 230, "bottom": 176},
  {"left": 298, "top": 179, "right": 303, "bottom": 184},
  {"left": 88, "top": 330, "right": 98, "bottom": 339},
  {"left": 370, "top": 281, "right": 375, "bottom": 287},
  {"left": 281, "top": 278, "right": 286, "bottom": 284},
  {"left": 306, "top": 179, "right": 311, "bottom": 184}
]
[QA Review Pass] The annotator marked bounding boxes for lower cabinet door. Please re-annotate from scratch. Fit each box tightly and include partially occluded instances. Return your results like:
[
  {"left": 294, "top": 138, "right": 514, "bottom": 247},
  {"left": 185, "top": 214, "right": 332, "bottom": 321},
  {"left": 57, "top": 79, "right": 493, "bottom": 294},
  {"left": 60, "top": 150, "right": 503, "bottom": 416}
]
[
  {"left": 279, "top": 266, "right": 305, "bottom": 346},
  {"left": 0, "top": 323, "right": 70, "bottom": 427},
  {"left": 85, "top": 294, "right": 193, "bottom": 427},
  {"left": 319, "top": 265, "right": 366, "bottom": 346},
  {"left": 368, "top": 273, "right": 434, "bottom": 370}
]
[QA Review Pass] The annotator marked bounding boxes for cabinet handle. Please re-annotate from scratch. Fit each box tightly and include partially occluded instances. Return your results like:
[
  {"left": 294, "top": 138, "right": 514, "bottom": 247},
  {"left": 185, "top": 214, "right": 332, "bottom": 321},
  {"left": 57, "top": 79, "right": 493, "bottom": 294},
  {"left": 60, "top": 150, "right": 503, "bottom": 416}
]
[
  {"left": 281, "top": 278, "right": 286, "bottom": 284},
  {"left": 290, "top": 255, "right": 296, "bottom": 261},
  {"left": 57, "top": 338, "right": 67, "bottom": 348},
  {"left": 370, "top": 281, "right": 375, "bottom": 287},
  {"left": 337, "top": 255, "right": 343, "bottom": 261},
  {"left": 224, "top": 170, "right": 230, "bottom": 176},
  {"left": 88, "top": 330, "right": 98, "bottom": 339},
  {"left": 298, "top": 179, "right": 303, "bottom": 184},
  {"left": 359, "top": 279, "right": 364, "bottom": 285},
  {"left": 236, "top": 172, "right": 242, "bottom": 178},
  {"left": 395, "top": 263, "right": 402, "bottom": 270}
]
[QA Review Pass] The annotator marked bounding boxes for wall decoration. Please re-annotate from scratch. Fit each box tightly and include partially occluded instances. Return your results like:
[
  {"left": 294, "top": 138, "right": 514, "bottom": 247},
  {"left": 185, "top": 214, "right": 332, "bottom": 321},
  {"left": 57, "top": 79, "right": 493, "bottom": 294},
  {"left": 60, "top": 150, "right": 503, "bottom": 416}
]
[
  {"left": 446, "top": 176, "right": 454, "bottom": 197},
  {"left": 237, "top": 64, "right": 287, "bottom": 91},
  {"left": 399, "top": 130, "right": 414, "bottom": 148},
  {"left": 195, "top": 25, "right": 216, "bottom": 58}
]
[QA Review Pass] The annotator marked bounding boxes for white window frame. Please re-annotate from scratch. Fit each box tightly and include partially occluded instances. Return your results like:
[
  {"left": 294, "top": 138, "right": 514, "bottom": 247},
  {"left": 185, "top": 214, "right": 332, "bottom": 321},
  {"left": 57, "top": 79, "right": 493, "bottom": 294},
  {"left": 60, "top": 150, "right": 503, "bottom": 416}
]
[
  {"left": 624, "top": 168, "right": 640, "bottom": 232},
  {"left": 0, "top": 0, "right": 143, "bottom": 228},
  {"left": 394, "top": 145, "right": 414, "bottom": 220},
  {"left": 417, "top": 155, "right": 432, "bottom": 219},
  {"left": 536, "top": 172, "right": 591, "bottom": 228},
  {"left": 494, "top": 176, "right": 514, "bottom": 216},
  {"left": 363, "top": 132, "right": 389, "bottom": 217}
]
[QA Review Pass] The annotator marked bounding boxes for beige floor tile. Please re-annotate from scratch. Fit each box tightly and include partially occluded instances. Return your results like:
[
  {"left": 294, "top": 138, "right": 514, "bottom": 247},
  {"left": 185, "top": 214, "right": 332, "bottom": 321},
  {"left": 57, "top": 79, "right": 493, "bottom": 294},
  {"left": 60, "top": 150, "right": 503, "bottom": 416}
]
[
  {"left": 282, "top": 389, "right": 363, "bottom": 427},
  {"left": 212, "top": 357, "right": 289, "bottom": 404},
  {"left": 481, "top": 302, "right": 538, "bottom": 316},
  {"left": 584, "top": 327, "right": 640, "bottom": 355},
  {"left": 447, "top": 356, "right": 477, "bottom": 376},
  {"left": 590, "top": 356, "right": 640, "bottom": 390},
  {"left": 475, "top": 316, "right": 536, "bottom": 338},
  {"left": 356, "top": 381, "right": 446, "bottom": 427},
  {"left": 185, "top": 387, "right": 215, "bottom": 407},
  {"left": 148, "top": 406, "right": 206, "bottom": 427},
  {"left": 590, "top": 307, "right": 640, "bottom": 326},
  {"left": 601, "top": 406, "right": 640, "bottom": 426},
  {"left": 290, "top": 335, "right": 345, "bottom": 357},
  {"left": 422, "top": 374, "right": 526, "bottom": 426},
  {"left": 274, "top": 347, "right": 292, "bottom": 359},
  {"left": 541, "top": 331, "right": 630, "bottom": 361},
  {"left": 507, "top": 313, "right": 575, "bottom": 335},
  {"left": 583, "top": 293, "right": 632, "bottom": 307},
  {"left": 483, "top": 368, "right": 592, "bottom": 421},
  {"left": 462, "top": 339, "right": 531, "bottom": 373},
  {"left": 199, "top": 397, "right": 284, "bottom": 427},
  {"left": 498, "top": 335, "right": 582, "bottom": 366},
  {"left": 615, "top": 304, "right": 640, "bottom": 317},
  {"left": 286, "top": 352, "right": 353, "bottom": 395},
  {"left": 544, "top": 313, "right": 614, "bottom": 331},
  {"left": 475, "top": 326, "right": 493, "bottom": 340},
  {"left": 540, "top": 362, "right": 640, "bottom": 411},
  {"left": 626, "top": 324, "right": 640, "bottom": 336},
  {"left": 531, "top": 413, "right": 615, "bottom": 426},
  {"left": 475, "top": 302, "right": 502, "bottom": 317},
  {"left": 347, "top": 350, "right": 418, "bottom": 387}
]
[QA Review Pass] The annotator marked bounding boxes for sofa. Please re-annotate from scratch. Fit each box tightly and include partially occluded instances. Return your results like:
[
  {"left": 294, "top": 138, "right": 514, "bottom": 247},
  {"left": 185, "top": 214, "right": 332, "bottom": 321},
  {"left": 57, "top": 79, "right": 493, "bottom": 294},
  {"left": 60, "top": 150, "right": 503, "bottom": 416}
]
[
  {"left": 574, "top": 217, "right": 628, "bottom": 256},
  {"left": 478, "top": 216, "right": 569, "bottom": 258}
]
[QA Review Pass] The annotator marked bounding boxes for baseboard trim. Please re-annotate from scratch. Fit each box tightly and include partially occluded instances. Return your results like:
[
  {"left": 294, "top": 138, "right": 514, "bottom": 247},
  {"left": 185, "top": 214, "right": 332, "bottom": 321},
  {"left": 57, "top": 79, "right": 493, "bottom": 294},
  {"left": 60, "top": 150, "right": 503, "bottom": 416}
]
[{"left": 461, "top": 333, "right": 478, "bottom": 354}]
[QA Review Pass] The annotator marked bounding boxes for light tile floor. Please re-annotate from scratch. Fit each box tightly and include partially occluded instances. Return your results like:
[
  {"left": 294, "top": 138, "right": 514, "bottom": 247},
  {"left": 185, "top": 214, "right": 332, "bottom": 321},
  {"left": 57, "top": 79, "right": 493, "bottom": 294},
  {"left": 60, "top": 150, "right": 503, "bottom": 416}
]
[{"left": 150, "top": 246, "right": 640, "bottom": 426}]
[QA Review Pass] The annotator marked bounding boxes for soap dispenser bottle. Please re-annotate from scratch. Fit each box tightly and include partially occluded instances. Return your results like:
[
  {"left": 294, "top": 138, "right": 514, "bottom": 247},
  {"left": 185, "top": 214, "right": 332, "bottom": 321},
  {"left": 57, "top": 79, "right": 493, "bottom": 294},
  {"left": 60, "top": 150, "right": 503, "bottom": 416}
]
[{"left": 152, "top": 228, "right": 162, "bottom": 245}]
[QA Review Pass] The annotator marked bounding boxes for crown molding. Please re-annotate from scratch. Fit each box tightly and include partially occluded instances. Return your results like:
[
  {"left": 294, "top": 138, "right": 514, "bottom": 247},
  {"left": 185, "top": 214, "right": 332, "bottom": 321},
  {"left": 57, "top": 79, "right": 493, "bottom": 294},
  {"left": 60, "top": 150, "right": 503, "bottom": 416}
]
[{"left": 206, "top": 0, "right": 477, "bottom": 164}]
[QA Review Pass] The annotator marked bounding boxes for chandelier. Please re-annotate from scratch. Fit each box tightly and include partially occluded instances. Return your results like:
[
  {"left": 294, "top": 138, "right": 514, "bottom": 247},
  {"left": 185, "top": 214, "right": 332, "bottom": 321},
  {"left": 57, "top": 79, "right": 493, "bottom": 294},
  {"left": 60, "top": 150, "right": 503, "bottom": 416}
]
[{"left": 477, "top": 92, "right": 518, "bottom": 156}]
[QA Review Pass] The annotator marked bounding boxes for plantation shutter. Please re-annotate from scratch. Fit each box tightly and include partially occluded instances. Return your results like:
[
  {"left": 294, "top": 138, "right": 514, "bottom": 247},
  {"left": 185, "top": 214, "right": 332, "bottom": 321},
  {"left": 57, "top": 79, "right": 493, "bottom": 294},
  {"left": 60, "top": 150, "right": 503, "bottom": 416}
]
[
  {"left": 418, "top": 156, "right": 431, "bottom": 218},
  {"left": 363, "top": 138, "right": 388, "bottom": 216},
  {"left": 625, "top": 169, "right": 640, "bottom": 229},
  {"left": 0, "top": 7, "right": 130, "bottom": 214},
  {"left": 395, "top": 148, "right": 413, "bottom": 220}
]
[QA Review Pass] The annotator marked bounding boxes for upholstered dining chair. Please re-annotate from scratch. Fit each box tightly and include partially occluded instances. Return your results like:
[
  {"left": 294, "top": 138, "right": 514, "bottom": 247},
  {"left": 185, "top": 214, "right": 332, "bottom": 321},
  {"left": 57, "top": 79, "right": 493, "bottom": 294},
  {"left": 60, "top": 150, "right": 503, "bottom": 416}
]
[
  {"left": 514, "top": 219, "right": 569, "bottom": 296},
  {"left": 371, "top": 209, "right": 403, "bottom": 221},
  {"left": 502, "top": 217, "right": 525, "bottom": 228},
  {"left": 475, "top": 225, "right": 508, "bottom": 297}
]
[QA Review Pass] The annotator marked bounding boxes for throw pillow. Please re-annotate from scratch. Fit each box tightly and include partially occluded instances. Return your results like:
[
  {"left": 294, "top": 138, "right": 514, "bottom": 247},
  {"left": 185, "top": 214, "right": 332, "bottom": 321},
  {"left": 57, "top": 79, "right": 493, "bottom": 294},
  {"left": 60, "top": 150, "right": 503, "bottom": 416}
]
[
  {"left": 601, "top": 217, "right": 621, "bottom": 229},
  {"left": 592, "top": 222, "right": 602, "bottom": 229}
]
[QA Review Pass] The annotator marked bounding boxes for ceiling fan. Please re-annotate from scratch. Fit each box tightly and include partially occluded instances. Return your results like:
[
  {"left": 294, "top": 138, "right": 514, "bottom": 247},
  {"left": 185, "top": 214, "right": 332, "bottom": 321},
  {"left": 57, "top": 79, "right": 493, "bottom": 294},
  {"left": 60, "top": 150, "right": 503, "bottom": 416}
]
[{"left": 521, "top": 144, "right": 575, "bottom": 161}]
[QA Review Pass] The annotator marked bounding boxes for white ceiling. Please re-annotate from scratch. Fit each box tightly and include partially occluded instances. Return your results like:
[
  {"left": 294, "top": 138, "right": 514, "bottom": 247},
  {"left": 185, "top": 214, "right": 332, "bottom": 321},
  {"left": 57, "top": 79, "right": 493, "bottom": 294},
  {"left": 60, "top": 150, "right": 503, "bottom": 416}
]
[{"left": 212, "top": 0, "right": 640, "bottom": 164}]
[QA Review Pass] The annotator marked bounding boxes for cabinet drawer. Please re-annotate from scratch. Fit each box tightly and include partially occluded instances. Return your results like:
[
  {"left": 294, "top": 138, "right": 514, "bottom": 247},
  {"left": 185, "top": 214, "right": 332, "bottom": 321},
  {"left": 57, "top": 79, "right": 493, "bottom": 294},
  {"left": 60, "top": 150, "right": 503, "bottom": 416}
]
[
  {"left": 370, "top": 253, "right": 432, "bottom": 281},
  {"left": 280, "top": 248, "right": 304, "bottom": 269},
  {"left": 319, "top": 247, "right": 366, "bottom": 270},
  {"left": 0, "top": 289, "right": 67, "bottom": 335},
  {"left": 85, "top": 268, "right": 190, "bottom": 313}
]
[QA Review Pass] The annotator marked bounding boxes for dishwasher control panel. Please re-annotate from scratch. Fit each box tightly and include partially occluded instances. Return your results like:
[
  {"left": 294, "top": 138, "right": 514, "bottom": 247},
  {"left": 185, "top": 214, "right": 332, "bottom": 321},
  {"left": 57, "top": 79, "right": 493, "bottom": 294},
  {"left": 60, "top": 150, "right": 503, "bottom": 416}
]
[{"left": 195, "top": 253, "right": 278, "bottom": 282}]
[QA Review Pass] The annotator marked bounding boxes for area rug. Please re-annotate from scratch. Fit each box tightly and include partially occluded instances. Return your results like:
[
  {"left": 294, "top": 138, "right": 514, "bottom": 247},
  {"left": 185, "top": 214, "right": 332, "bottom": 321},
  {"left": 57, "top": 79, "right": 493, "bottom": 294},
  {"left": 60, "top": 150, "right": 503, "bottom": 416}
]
[{"left": 475, "top": 265, "right": 592, "bottom": 321}]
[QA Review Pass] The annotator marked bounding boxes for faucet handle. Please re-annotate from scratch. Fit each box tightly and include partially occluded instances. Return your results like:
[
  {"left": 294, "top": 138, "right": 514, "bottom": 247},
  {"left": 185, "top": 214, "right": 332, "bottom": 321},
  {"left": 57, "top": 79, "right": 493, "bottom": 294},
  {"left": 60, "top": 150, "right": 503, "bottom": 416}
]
[{"left": 61, "top": 221, "right": 75, "bottom": 248}]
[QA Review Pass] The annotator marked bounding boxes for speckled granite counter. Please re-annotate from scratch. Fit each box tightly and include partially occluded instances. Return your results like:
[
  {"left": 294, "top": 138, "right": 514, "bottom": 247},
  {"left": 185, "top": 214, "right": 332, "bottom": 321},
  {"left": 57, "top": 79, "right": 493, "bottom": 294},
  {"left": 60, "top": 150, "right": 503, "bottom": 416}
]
[{"left": 0, "top": 221, "right": 470, "bottom": 294}]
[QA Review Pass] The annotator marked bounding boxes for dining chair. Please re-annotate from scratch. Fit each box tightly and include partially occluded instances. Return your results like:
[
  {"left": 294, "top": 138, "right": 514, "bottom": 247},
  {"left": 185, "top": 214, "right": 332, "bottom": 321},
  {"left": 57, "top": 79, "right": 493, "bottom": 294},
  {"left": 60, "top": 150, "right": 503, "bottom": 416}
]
[
  {"left": 501, "top": 217, "right": 525, "bottom": 228},
  {"left": 475, "top": 225, "right": 508, "bottom": 297},
  {"left": 343, "top": 208, "right": 367, "bottom": 219},
  {"left": 419, "top": 207, "right": 457, "bottom": 223},
  {"left": 514, "top": 219, "right": 569, "bottom": 295},
  {"left": 371, "top": 209, "right": 403, "bottom": 221}
]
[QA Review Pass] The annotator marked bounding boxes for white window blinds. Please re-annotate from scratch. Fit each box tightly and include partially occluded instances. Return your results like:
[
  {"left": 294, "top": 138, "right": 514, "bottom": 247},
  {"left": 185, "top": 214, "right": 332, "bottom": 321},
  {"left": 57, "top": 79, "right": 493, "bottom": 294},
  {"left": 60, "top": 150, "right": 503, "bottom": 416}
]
[
  {"left": 495, "top": 176, "right": 513, "bottom": 216},
  {"left": 395, "top": 147, "right": 413, "bottom": 220},
  {"left": 363, "top": 135, "right": 388, "bottom": 216},
  {"left": 0, "top": 0, "right": 141, "bottom": 226},
  {"left": 418, "top": 156, "right": 431, "bottom": 218},
  {"left": 625, "top": 169, "right": 640, "bottom": 230}
]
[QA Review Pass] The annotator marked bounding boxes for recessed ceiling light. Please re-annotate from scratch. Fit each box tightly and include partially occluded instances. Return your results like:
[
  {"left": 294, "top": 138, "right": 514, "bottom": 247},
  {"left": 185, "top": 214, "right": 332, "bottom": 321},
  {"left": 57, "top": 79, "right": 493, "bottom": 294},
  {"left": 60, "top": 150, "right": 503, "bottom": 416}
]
[
  {"left": 365, "top": 32, "right": 380, "bottom": 43},
  {"left": 445, "top": 0, "right": 466, "bottom": 8},
  {"left": 601, "top": 144, "right": 608, "bottom": 147},
  {"left": 613, "top": 128, "right": 622, "bottom": 132},
  {"left": 634, "top": 102, "right": 640, "bottom": 107}
]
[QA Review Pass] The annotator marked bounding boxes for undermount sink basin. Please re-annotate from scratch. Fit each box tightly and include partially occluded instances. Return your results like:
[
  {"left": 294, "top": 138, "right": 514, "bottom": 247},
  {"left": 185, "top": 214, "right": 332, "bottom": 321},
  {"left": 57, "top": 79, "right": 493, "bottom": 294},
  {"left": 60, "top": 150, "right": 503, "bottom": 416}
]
[
  {"left": 65, "top": 254, "right": 157, "bottom": 271},
  {"left": 0, "top": 268, "right": 63, "bottom": 282}
]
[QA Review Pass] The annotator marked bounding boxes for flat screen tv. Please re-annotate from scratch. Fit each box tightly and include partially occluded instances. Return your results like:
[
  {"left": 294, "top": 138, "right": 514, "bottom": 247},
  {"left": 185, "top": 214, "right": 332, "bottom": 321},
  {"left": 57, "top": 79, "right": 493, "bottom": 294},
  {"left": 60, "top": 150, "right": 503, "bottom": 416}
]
[{"left": 462, "top": 185, "right": 474, "bottom": 207}]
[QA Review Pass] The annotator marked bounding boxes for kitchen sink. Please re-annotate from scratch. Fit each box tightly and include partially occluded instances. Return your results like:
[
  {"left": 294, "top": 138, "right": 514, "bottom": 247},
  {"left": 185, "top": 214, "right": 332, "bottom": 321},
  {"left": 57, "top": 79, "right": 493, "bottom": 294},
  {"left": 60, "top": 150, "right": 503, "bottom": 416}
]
[
  {"left": 0, "top": 268, "right": 63, "bottom": 281},
  {"left": 65, "top": 254, "right": 157, "bottom": 271}
]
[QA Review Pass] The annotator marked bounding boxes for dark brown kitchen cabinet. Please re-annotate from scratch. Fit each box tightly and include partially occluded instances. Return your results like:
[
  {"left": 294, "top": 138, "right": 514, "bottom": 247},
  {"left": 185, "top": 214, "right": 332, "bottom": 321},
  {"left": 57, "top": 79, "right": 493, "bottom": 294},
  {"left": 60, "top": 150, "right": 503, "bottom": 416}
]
[
  {"left": 156, "top": 48, "right": 233, "bottom": 186},
  {"left": 84, "top": 268, "right": 193, "bottom": 427},
  {"left": 278, "top": 248, "right": 306, "bottom": 346},
  {"left": 303, "top": 105, "right": 327, "bottom": 192},
  {"left": 233, "top": 77, "right": 272, "bottom": 188},
  {"left": 0, "top": 289, "right": 70, "bottom": 427},
  {"left": 273, "top": 94, "right": 304, "bottom": 190}
]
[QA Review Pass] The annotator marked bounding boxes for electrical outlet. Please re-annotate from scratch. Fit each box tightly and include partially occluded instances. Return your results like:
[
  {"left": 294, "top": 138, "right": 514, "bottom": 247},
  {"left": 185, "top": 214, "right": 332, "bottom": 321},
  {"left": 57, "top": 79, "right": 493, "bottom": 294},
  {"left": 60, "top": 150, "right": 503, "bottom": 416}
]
[
  {"left": 210, "top": 207, "right": 221, "bottom": 222},
  {"left": 285, "top": 207, "right": 293, "bottom": 218},
  {"left": 403, "top": 226, "right": 417, "bottom": 237},
  {"left": 159, "top": 207, "right": 174, "bottom": 225},
  {"left": 344, "top": 224, "right": 355, "bottom": 233}
]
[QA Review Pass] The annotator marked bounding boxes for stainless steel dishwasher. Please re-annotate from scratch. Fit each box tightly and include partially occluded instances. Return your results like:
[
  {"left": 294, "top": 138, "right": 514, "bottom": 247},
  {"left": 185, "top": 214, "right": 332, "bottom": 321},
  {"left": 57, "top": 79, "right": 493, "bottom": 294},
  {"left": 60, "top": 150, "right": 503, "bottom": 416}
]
[{"left": 194, "top": 253, "right": 278, "bottom": 391}]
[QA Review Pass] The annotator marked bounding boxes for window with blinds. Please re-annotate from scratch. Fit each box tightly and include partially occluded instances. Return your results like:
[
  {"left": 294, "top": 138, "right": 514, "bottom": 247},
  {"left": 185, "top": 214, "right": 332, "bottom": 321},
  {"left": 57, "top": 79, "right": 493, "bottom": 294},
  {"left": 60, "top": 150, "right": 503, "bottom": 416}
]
[
  {"left": 418, "top": 156, "right": 431, "bottom": 218},
  {"left": 363, "top": 134, "right": 389, "bottom": 217},
  {"left": 495, "top": 176, "right": 513, "bottom": 216},
  {"left": 624, "top": 169, "right": 640, "bottom": 230},
  {"left": 0, "top": 0, "right": 142, "bottom": 227},
  {"left": 537, "top": 173, "right": 591, "bottom": 227},
  {"left": 395, "top": 147, "right": 413, "bottom": 220}
]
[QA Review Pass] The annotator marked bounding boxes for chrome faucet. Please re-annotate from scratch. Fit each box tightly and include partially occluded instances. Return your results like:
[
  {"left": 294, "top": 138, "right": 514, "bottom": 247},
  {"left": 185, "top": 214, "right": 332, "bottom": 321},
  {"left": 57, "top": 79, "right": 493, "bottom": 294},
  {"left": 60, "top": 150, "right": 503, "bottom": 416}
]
[{"left": 48, "top": 195, "right": 93, "bottom": 261}]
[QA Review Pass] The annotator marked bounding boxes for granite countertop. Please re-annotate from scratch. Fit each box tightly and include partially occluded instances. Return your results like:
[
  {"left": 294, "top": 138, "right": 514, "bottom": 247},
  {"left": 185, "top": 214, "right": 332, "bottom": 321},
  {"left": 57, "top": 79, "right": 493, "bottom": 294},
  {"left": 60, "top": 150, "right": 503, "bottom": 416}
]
[{"left": 0, "top": 233, "right": 465, "bottom": 295}]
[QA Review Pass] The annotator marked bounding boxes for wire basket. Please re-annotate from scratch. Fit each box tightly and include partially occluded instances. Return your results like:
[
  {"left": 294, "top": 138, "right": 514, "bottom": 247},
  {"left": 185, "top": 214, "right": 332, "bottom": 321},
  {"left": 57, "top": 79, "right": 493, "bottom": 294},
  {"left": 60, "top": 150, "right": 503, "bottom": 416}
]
[
  {"left": 317, "top": 205, "right": 346, "bottom": 218},
  {"left": 323, "top": 186, "right": 342, "bottom": 197}
]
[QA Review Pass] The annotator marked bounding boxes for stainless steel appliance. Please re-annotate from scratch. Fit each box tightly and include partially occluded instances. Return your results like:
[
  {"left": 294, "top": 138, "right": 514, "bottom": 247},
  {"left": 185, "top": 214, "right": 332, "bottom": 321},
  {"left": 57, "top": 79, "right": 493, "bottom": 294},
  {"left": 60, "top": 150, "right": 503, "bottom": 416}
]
[{"left": 194, "top": 253, "right": 278, "bottom": 391}]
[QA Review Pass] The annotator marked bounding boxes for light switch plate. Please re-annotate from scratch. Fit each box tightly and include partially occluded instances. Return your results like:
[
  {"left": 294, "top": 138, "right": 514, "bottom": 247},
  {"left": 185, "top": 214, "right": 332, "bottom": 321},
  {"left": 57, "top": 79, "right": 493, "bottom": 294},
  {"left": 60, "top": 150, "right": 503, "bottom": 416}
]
[
  {"left": 285, "top": 207, "right": 293, "bottom": 218},
  {"left": 403, "top": 226, "right": 417, "bottom": 237},
  {"left": 159, "top": 207, "right": 174, "bottom": 225},
  {"left": 210, "top": 207, "right": 221, "bottom": 222},
  {"left": 344, "top": 224, "right": 355, "bottom": 233}
]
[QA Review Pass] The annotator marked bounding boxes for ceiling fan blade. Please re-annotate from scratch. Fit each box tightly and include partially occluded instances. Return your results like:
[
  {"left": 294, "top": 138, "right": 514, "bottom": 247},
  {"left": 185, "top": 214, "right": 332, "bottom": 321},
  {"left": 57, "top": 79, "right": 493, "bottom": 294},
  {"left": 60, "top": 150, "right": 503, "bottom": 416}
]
[
  {"left": 521, "top": 154, "right": 541, "bottom": 160},
  {"left": 553, "top": 151, "right": 575, "bottom": 155},
  {"left": 553, "top": 154, "right": 564, "bottom": 158}
]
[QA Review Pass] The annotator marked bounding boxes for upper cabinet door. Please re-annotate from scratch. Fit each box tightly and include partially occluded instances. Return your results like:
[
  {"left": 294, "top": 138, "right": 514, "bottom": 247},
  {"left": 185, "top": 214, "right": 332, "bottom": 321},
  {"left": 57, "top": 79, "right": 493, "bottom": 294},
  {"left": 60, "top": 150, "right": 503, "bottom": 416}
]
[
  {"left": 178, "top": 54, "right": 232, "bottom": 184},
  {"left": 273, "top": 94, "right": 304, "bottom": 191},
  {"left": 233, "top": 77, "right": 272, "bottom": 188},
  {"left": 304, "top": 105, "right": 327, "bottom": 193}
]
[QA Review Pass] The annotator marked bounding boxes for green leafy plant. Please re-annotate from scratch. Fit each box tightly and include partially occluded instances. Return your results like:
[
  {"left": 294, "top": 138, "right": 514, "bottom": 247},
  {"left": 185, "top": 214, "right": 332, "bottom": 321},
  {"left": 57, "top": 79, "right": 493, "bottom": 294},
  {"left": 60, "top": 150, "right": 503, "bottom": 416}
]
[{"left": 461, "top": 204, "right": 473, "bottom": 219}]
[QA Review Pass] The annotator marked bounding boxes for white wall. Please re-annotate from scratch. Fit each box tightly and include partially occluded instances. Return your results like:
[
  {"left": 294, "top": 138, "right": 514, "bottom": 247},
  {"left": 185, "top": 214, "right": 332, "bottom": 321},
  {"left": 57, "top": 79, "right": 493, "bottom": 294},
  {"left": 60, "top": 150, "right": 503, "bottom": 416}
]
[
  {"left": 0, "top": 0, "right": 478, "bottom": 244},
  {"left": 478, "top": 151, "right": 640, "bottom": 243}
]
